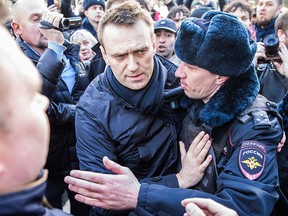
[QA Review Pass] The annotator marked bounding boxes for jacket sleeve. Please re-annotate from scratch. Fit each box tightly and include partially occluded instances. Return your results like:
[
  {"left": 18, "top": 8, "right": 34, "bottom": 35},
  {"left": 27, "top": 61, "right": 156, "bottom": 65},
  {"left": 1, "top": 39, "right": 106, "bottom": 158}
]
[
  {"left": 75, "top": 92, "right": 118, "bottom": 173},
  {"left": 134, "top": 113, "right": 282, "bottom": 216},
  {"left": 47, "top": 102, "right": 75, "bottom": 124},
  {"left": 37, "top": 48, "right": 65, "bottom": 99}
]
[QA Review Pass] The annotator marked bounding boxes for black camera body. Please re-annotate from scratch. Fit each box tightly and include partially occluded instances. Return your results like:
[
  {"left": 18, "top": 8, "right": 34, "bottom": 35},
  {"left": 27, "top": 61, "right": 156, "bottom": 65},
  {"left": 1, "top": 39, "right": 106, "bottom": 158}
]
[
  {"left": 258, "top": 34, "right": 282, "bottom": 64},
  {"left": 39, "top": 17, "right": 82, "bottom": 32},
  {"left": 59, "top": 17, "right": 82, "bottom": 31}
]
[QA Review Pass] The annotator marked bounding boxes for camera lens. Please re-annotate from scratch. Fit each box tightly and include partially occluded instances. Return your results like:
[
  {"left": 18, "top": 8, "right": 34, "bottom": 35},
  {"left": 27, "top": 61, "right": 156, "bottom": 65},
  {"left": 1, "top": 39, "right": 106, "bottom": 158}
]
[
  {"left": 59, "top": 18, "right": 70, "bottom": 30},
  {"left": 263, "top": 34, "right": 279, "bottom": 56}
]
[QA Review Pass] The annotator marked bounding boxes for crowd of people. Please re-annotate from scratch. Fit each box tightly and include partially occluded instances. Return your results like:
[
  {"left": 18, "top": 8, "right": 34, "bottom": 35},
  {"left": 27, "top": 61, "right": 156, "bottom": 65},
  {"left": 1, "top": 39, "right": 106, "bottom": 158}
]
[{"left": 0, "top": 0, "right": 288, "bottom": 216}]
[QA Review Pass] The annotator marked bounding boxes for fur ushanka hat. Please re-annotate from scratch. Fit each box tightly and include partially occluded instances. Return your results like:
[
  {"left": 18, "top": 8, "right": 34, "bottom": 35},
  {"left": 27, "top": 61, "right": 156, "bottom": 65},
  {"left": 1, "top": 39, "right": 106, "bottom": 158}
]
[{"left": 174, "top": 10, "right": 257, "bottom": 77}]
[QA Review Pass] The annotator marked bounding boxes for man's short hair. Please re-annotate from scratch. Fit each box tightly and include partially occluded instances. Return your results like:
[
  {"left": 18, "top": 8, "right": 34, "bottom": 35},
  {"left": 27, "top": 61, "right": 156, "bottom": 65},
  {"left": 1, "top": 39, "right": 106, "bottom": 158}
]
[
  {"left": 97, "top": 1, "right": 154, "bottom": 48},
  {"left": 275, "top": 8, "right": 288, "bottom": 31}
]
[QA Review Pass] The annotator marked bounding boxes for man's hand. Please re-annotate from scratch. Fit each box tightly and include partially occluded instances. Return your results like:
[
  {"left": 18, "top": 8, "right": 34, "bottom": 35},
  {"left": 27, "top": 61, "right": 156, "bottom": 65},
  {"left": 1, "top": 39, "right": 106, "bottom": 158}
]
[
  {"left": 64, "top": 156, "right": 140, "bottom": 210},
  {"left": 274, "top": 43, "right": 288, "bottom": 78},
  {"left": 253, "top": 42, "right": 266, "bottom": 66},
  {"left": 39, "top": 12, "right": 64, "bottom": 45},
  {"left": 182, "top": 198, "right": 238, "bottom": 216},
  {"left": 277, "top": 132, "right": 286, "bottom": 153},
  {"left": 176, "top": 131, "right": 212, "bottom": 189}
]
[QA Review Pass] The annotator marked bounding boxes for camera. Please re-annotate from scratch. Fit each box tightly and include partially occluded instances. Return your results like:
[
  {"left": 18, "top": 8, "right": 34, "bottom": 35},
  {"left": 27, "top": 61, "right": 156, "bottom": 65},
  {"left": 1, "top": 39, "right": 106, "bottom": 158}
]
[
  {"left": 39, "top": 17, "right": 82, "bottom": 32},
  {"left": 59, "top": 17, "right": 82, "bottom": 31},
  {"left": 258, "top": 34, "right": 282, "bottom": 64}
]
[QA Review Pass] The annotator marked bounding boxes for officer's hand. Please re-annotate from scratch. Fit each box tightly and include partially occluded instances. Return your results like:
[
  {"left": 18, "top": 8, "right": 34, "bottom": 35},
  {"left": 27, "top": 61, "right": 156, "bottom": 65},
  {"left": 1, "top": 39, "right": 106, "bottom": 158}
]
[
  {"left": 39, "top": 12, "right": 64, "bottom": 45},
  {"left": 274, "top": 43, "right": 288, "bottom": 78},
  {"left": 253, "top": 42, "right": 266, "bottom": 66},
  {"left": 176, "top": 131, "right": 212, "bottom": 189}
]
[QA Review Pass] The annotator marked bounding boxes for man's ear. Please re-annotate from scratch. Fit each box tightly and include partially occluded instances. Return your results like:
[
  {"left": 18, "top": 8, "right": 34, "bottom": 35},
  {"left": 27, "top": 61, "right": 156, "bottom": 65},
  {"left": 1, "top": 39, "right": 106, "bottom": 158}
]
[
  {"left": 11, "top": 21, "right": 21, "bottom": 36},
  {"left": 84, "top": 10, "right": 89, "bottom": 18},
  {"left": 216, "top": 75, "right": 229, "bottom": 85},
  {"left": 100, "top": 45, "right": 109, "bottom": 65},
  {"left": 277, "top": 29, "right": 286, "bottom": 43}
]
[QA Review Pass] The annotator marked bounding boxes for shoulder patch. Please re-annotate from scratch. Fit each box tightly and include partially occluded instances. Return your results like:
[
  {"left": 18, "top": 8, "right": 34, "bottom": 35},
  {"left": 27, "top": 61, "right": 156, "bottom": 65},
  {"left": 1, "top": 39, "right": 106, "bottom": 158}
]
[{"left": 238, "top": 140, "right": 266, "bottom": 180}]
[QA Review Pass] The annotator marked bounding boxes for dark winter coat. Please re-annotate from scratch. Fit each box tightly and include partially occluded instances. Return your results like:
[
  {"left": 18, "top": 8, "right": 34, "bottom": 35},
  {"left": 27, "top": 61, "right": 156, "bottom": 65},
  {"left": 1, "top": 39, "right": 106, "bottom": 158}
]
[
  {"left": 134, "top": 68, "right": 283, "bottom": 216},
  {"left": 76, "top": 55, "right": 184, "bottom": 183},
  {"left": 257, "top": 62, "right": 288, "bottom": 103},
  {"left": 0, "top": 170, "right": 71, "bottom": 216}
]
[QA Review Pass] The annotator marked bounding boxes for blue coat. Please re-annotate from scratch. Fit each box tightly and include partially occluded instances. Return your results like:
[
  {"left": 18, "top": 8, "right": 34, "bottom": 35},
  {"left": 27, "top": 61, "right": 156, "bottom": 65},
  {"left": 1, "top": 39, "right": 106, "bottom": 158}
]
[{"left": 76, "top": 55, "right": 184, "bottom": 184}]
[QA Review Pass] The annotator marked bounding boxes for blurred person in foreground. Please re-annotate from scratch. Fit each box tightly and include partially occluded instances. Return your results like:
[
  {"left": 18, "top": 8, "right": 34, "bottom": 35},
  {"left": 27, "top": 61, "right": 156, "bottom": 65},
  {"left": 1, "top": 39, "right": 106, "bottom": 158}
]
[
  {"left": 11, "top": 0, "right": 91, "bottom": 214},
  {"left": 65, "top": 10, "right": 283, "bottom": 216},
  {"left": 0, "top": 24, "right": 71, "bottom": 216}
]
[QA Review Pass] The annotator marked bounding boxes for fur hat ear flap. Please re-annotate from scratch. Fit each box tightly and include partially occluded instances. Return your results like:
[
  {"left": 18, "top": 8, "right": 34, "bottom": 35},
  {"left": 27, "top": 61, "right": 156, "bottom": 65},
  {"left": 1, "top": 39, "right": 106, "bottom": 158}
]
[{"left": 174, "top": 11, "right": 257, "bottom": 77}]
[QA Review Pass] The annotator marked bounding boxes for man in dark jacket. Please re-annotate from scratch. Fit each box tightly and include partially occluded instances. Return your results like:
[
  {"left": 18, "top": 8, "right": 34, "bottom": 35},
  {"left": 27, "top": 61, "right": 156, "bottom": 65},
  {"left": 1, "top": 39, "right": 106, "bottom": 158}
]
[
  {"left": 11, "top": 0, "right": 90, "bottom": 215},
  {"left": 65, "top": 11, "right": 284, "bottom": 216},
  {"left": 81, "top": 0, "right": 105, "bottom": 39},
  {"left": 74, "top": 2, "right": 212, "bottom": 215},
  {"left": 0, "top": 25, "right": 70, "bottom": 216},
  {"left": 254, "top": 0, "right": 282, "bottom": 42}
]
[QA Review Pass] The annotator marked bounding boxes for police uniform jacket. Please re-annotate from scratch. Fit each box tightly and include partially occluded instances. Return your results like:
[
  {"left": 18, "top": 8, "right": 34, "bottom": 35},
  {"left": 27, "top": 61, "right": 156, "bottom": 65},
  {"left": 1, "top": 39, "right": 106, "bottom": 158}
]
[{"left": 132, "top": 68, "right": 283, "bottom": 216}]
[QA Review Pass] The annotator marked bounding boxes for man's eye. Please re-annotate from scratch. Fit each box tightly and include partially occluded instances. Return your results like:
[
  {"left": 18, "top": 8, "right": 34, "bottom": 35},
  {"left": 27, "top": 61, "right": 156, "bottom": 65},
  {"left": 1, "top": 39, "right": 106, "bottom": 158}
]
[
  {"left": 137, "top": 50, "right": 146, "bottom": 55},
  {"left": 116, "top": 54, "right": 125, "bottom": 59}
]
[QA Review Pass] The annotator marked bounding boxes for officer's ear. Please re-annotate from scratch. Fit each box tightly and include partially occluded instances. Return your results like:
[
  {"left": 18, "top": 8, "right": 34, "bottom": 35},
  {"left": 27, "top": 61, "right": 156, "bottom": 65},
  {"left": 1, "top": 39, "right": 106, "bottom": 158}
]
[{"left": 216, "top": 75, "right": 229, "bottom": 85}]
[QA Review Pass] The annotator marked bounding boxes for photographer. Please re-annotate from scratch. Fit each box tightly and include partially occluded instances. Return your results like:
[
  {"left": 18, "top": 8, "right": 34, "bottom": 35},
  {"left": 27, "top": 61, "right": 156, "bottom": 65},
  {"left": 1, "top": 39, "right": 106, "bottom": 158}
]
[
  {"left": 11, "top": 0, "right": 90, "bottom": 215},
  {"left": 253, "top": 9, "right": 288, "bottom": 103}
]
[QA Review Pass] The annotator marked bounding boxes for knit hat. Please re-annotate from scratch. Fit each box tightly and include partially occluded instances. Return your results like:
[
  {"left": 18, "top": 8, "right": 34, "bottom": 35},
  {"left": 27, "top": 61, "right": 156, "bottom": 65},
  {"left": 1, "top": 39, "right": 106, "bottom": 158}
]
[
  {"left": 83, "top": 0, "right": 105, "bottom": 11},
  {"left": 174, "top": 11, "right": 257, "bottom": 77},
  {"left": 190, "top": 7, "right": 212, "bottom": 18},
  {"left": 154, "top": 18, "right": 178, "bottom": 34}
]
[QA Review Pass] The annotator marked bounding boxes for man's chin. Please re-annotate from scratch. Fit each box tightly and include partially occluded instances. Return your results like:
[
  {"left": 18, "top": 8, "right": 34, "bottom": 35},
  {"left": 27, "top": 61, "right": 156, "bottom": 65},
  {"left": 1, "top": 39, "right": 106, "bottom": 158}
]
[
  {"left": 39, "top": 42, "right": 48, "bottom": 49},
  {"left": 257, "top": 19, "right": 270, "bottom": 27}
]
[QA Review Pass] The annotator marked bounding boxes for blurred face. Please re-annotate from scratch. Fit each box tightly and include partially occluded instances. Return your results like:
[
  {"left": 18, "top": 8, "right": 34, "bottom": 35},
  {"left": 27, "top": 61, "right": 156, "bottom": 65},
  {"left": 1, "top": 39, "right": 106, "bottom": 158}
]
[
  {"left": 12, "top": 0, "right": 49, "bottom": 54},
  {"left": 155, "top": 29, "right": 176, "bottom": 59},
  {"left": 8, "top": 66, "right": 50, "bottom": 184},
  {"left": 175, "top": 62, "right": 221, "bottom": 103},
  {"left": 0, "top": 26, "right": 50, "bottom": 190},
  {"left": 75, "top": 37, "right": 95, "bottom": 61},
  {"left": 101, "top": 20, "right": 155, "bottom": 90},
  {"left": 172, "top": 12, "right": 187, "bottom": 29},
  {"left": 229, "top": 7, "right": 251, "bottom": 29},
  {"left": 257, "top": 0, "right": 281, "bottom": 27},
  {"left": 78, "top": 0, "right": 84, "bottom": 13},
  {"left": 84, "top": 5, "right": 104, "bottom": 24}
]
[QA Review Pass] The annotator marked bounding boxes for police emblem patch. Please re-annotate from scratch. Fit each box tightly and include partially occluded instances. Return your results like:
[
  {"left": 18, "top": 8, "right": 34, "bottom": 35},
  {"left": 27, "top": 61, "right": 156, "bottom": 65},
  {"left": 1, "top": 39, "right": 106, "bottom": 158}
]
[{"left": 238, "top": 140, "right": 266, "bottom": 180}]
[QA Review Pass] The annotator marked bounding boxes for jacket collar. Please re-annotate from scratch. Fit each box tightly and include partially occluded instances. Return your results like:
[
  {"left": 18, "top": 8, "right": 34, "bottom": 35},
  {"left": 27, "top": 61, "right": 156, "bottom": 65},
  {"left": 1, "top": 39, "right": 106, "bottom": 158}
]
[
  {"left": 199, "top": 65, "right": 260, "bottom": 127},
  {"left": 0, "top": 170, "right": 48, "bottom": 215}
]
